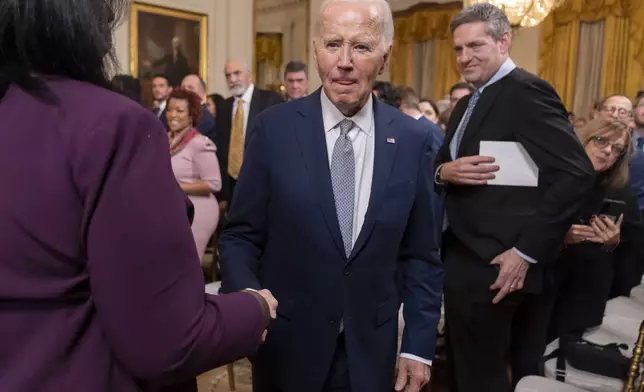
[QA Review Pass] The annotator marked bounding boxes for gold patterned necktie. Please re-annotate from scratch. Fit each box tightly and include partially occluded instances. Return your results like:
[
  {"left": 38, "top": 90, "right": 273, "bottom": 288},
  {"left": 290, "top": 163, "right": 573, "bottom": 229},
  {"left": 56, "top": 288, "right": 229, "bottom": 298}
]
[{"left": 228, "top": 99, "right": 245, "bottom": 179}]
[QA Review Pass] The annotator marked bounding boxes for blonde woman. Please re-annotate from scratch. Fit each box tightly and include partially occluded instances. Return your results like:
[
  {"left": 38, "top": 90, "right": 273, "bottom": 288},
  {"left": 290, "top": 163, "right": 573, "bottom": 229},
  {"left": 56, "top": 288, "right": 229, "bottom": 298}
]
[{"left": 546, "top": 118, "right": 641, "bottom": 368}]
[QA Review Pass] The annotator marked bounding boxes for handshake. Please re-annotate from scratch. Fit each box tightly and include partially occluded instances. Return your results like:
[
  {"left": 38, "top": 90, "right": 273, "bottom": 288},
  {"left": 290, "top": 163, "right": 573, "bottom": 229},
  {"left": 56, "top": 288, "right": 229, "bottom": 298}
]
[{"left": 243, "top": 289, "right": 278, "bottom": 343}]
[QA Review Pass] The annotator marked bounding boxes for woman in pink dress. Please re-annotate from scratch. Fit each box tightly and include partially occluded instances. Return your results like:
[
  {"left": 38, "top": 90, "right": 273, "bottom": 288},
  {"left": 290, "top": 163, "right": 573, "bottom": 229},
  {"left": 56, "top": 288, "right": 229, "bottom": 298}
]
[{"left": 167, "top": 88, "right": 221, "bottom": 261}]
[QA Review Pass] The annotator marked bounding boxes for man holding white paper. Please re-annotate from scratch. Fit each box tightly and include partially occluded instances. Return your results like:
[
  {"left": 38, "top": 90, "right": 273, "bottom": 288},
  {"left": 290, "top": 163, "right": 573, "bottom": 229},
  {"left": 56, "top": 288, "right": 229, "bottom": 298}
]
[{"left": 433, "top": 4, "right": 595, "bottom": 391}]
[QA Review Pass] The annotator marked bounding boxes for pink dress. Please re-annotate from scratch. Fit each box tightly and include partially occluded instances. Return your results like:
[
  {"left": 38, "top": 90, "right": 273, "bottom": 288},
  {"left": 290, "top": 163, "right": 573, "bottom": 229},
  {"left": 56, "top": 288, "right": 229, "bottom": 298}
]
[{"left": 170, "top": 134, "right": 221, "bottom": 261}]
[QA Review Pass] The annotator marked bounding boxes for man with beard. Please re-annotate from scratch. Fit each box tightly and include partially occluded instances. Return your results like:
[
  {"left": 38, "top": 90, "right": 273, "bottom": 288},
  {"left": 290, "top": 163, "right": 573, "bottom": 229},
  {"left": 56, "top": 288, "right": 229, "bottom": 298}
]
[{"left": 215, "top": 59, "right": 284, "bottom": 205}]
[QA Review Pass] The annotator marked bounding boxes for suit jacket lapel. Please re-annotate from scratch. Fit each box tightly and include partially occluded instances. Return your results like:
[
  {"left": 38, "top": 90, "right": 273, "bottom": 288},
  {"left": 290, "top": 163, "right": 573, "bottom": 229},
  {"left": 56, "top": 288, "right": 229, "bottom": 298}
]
[
  {"left": 457, "top": 78, "right": 506, "bottom": 157},
  {"left": 246, "top": 89, "right": 261, "bottom": 146},
  {"left": 294, "top": 90, "right": 346, "bottom": 258},
  {"left": 444, "top": 98, "right": 469, "bottom": 146},
  {"left": 349, "top": 98, "right": 397, "bottom": 262}
]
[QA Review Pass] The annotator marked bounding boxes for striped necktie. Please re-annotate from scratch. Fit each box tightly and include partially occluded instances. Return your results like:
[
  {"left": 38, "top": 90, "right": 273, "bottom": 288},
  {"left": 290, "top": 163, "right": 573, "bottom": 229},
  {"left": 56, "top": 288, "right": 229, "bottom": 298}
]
[{"left": 450, "top": 90, "right": 481, "bottom": 159}]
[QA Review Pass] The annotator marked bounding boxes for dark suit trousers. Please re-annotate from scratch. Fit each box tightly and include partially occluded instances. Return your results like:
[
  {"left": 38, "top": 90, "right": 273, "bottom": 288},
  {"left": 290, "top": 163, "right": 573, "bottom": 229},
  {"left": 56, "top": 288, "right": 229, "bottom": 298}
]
[
  {"left": 322, "top": 333, "right": 351, "bottom": 392},
  {"left": 223, "top": 174, "right": 238, "bottom": 205},
  {"left": 252, "top": 333, "right": 351, "bottom": 392},
  {"left": 443, "top": 234, "right": 550, "bottom": 392}
]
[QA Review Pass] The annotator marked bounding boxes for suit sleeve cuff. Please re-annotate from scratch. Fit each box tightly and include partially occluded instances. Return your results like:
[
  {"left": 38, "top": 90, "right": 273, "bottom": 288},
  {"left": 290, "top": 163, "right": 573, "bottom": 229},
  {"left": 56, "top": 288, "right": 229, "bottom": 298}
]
[
  {"left": 434, "top": 164, "right": 445, "bottom": 185},
  {"left": 512, "top": 247, "right": 537, "bottom": 264},
  {"left": 400, "top": 353, "right": 433, "bottom": 366}
]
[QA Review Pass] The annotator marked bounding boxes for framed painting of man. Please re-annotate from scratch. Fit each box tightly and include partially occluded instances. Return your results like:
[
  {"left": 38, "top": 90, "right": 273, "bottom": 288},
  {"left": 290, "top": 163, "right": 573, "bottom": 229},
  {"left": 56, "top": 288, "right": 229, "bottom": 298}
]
[{"left": 129, "top": 2, "right": 207, "bottom": 88}]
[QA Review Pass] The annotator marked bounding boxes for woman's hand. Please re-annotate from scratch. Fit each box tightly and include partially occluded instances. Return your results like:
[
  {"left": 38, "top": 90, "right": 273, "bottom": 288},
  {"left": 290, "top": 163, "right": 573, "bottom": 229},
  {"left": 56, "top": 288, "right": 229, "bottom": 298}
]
[
  {"left": 588, "top": 214, "right": 623, "bottom": 245},
  {"left": 180, "top": 181, "right": 213, "bottom": 196},
  {"left": 564, "top": 224, "right": 597, "bottom": 244}
]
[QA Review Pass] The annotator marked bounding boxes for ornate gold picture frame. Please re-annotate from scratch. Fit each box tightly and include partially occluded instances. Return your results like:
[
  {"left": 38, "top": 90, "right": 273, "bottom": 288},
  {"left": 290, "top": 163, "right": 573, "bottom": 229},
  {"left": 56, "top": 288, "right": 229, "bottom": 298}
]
[{"left": 129, "top": 2, "right": 208, "bottom": 87}]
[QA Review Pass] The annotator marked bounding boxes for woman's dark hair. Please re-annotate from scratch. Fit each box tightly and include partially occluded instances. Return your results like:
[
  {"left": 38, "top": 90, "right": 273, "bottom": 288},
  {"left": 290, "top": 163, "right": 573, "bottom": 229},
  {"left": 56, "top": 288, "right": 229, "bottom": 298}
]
[
  {"left": 420, "top": 98, "right": 440, "bottom": 117},
  {"left": 111, "top": 75, "right": 142, "bottom": 103},
  {"left": 0, "top": 0, "right": 128, "bottom": 102},
  {"left": 168, "top": 88, "right": 203, "bottom": 128}
]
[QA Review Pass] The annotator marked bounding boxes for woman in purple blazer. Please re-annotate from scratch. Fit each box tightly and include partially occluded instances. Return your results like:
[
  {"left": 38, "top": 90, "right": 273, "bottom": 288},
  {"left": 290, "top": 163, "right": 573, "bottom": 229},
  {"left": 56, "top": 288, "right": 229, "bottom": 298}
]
[
  {"left": 0, "top": 1, "right": 277, "bottom": 391},
  {"left": 167, "top": 88, "right": 222, "bottom": 261}
]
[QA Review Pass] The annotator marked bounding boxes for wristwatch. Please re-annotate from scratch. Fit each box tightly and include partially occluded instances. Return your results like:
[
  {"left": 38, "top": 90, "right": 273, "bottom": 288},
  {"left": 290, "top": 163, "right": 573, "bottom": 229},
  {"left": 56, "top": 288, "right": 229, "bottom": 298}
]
[{"left": 434, "top": 164, "right": 445, "bottom": 185}]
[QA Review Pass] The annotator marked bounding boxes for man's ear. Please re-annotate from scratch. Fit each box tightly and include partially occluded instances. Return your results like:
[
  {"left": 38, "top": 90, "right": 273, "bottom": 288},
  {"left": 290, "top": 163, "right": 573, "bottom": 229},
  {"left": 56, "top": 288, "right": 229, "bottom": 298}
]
[
  {"left": 379, "top": 45, "right": 392, "bottom": 75},
  {"left": 499, "top": 30, "right": 512, "bottom": 54}
]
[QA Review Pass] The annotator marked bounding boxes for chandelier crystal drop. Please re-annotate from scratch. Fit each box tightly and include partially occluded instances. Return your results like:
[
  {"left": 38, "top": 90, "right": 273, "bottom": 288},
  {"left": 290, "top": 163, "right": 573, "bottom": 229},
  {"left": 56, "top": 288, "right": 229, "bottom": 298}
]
[{"left": 469, "top": 0, "right": 563, "bottom": 27}]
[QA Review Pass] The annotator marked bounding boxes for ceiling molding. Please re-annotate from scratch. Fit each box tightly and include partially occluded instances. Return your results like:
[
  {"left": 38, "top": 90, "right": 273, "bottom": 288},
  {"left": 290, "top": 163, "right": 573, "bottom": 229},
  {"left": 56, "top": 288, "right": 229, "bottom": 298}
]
[{"left": 256, "top": 0, "right": 306, "bottom": 14}]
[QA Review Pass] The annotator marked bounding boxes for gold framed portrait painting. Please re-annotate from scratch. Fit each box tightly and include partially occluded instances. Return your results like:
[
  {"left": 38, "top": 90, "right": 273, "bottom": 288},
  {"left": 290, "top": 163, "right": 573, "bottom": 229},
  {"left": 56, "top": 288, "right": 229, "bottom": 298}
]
[{"left": 129, "top": 2, "right": 207, "bottom": 88}]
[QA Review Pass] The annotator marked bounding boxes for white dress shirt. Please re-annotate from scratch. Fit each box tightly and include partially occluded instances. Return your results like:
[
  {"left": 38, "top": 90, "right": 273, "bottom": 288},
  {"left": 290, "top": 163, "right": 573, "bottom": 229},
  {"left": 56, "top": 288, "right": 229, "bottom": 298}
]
[
  {"left": 157, "top": 100, "right": 167, "bottom": 117},
  {"left": 232, "top": 84, "right": 255, "bottom": 138},
  {"left": 320, "top": 90, "right": 432, "bottom": 366},
  {"left": 321, "top": 89, "right": 373, "bottom": 246}
]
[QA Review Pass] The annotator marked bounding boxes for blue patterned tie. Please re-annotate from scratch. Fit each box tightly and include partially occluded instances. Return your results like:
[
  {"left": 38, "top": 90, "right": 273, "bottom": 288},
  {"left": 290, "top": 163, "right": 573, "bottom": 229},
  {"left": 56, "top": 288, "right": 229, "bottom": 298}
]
[
  {"left": 331, "top": 119, "right": 355, "bottom": 258},
  {"left": 450, "top": 90, "right": 481, "bottom": 158}
]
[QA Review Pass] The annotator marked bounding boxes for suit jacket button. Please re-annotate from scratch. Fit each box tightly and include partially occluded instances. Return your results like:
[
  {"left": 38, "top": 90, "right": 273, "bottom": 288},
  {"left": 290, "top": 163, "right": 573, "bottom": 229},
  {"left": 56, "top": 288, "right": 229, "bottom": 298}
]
[
  {"left": 344, "top": 270, "right": 350, "bottom": 276},
  {"left": 329, "top": 319, "right": 336, "bottom": 324}
]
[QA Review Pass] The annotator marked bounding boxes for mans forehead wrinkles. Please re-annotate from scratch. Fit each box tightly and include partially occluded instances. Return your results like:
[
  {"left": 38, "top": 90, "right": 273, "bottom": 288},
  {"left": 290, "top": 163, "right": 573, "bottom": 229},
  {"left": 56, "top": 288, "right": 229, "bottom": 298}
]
[{"left": 321, "top": 28, "right": 379, "bottom": 44}]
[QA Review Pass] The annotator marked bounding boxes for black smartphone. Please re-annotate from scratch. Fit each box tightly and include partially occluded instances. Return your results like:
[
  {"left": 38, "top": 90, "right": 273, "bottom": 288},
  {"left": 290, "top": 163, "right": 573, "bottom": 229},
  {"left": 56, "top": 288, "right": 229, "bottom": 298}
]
[{"left": 598, "top": 198, "right": 627, "bottom": 223}]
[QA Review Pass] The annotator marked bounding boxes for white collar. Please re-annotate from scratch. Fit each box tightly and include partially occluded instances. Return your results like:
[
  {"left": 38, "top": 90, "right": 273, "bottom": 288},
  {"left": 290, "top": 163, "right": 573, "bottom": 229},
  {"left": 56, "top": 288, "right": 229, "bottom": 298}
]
[
  {"left": 236, "top": 84, "right": 255, "bottom": 103},
  {"left": 320, "top": 89, "right": 373, "bottom": 136}
]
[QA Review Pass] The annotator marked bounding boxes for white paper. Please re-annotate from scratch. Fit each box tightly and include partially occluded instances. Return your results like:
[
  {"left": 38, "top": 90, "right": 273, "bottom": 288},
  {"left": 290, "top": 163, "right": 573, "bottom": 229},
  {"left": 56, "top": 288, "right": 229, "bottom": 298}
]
[{"left": 479, "top": 141, "right": 539, "bottom": 187}]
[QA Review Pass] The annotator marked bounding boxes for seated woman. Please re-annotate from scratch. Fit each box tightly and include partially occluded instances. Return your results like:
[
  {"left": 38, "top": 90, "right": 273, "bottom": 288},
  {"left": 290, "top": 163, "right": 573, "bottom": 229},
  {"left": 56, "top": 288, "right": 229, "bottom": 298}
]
[
  {"left": 547, "top": 118, "right": 639, "bottom": 346},
  {"left": 167, "top": 88, "right": 222, "bottom": 261}
]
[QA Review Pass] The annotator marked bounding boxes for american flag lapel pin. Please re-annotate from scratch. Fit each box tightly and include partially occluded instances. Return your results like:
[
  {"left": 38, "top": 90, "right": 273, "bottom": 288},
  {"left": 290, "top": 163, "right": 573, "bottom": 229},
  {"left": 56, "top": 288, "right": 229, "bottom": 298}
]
[{"left": 386, "top": 137, "right": 396, "bottom": 144}]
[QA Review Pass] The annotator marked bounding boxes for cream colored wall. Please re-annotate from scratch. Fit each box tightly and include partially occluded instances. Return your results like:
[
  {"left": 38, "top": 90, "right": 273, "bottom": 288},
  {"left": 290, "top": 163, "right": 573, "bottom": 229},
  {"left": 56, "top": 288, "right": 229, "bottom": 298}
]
[
  {"left": 510, "top": 26, "right": 541, "bottom": 75},
  {"left": 112, "top": 0, "right": 254, "bottom": 96},
  {"left": 308, "top": 0, "right": 323, "bottom": 89},
  {"left": 256, "top": 3, "right": 309, "bottom": 72}
]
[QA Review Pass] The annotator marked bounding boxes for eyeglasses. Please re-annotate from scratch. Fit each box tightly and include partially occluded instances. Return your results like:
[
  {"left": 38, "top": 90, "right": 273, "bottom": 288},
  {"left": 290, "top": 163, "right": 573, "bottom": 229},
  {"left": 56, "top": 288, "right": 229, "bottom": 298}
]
[
  {"left": 591, "top": 136, "right": 627, "bottom": 156},
  {"left": 601, "top": 105, "right": 632, "bottom": 119}
]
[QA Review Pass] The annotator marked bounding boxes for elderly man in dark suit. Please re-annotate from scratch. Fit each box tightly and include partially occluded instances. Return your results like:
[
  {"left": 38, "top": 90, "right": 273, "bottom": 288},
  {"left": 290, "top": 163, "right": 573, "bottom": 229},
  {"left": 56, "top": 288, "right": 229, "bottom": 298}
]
[
  {"left": 215, "top": 59, "right": 284, "bottom": 205},
  {"left": 219, "top": 1, "right": 443, "bottom": 391},
  {"left": 434, "top": 4, "right": 595, "bottom": 391}
]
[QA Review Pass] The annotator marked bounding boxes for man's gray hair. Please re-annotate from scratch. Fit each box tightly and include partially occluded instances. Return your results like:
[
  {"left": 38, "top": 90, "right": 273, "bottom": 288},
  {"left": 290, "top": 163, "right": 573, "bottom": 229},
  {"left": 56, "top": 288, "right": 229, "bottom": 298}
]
[
  {"left": 450, "top": 3, "right": 511, "bottom": 41},
  {"left": 224, "top": 59, "right": 252, "bottom": 73},
  {"left": 315, "top": 0, "right": 394, "bottom": 49}
]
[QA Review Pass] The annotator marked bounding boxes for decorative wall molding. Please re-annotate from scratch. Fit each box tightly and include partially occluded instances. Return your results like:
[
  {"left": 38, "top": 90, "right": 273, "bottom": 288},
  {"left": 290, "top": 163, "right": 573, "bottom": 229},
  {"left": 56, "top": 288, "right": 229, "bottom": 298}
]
[{"left": 256, "top": 0, "right": 305, "bottom": 14}]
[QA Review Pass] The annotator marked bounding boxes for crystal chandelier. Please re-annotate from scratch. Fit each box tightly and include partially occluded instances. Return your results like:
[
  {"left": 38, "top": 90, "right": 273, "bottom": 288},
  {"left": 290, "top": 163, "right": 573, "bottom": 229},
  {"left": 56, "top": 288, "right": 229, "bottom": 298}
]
[{"left": 468, "top": 0, "right": 562, "bottom": 27}]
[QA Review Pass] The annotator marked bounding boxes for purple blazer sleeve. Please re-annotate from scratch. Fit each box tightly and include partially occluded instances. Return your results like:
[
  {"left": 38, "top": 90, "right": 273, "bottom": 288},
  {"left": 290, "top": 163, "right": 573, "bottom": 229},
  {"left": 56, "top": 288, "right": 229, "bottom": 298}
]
[
  {"left": 193, "top": 135, "right": 222, "bottom": 192},
  {"left": 75, "top": 106, "right": 267, "bottom": 382}
]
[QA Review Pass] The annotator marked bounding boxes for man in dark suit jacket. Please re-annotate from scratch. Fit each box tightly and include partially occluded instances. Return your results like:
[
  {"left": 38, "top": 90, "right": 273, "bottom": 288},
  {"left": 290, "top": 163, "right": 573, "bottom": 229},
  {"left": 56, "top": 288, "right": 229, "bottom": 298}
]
[
  {"left": 151, "top": 74, "right": 172, "bottom": 128},
  {"left": 216, "top": 59, "right": 284, "bottom": 205},
  {"left": 434, "top": 4, "right": 595, "bottom": 391},
  {"left": 397, "top": 86, "right": 445, "bottom": 239},
  {"left": 219, "top": 2, "right": 443, "bottom": 391},
  {"left": 180, "top": 74, "right": 216, "bottom": 142}
]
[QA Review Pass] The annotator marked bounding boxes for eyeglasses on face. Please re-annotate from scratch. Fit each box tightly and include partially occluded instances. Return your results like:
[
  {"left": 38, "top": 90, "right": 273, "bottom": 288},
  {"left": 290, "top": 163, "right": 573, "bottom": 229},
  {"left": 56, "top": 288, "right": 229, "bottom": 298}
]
[
  {"left": 601, "top": 105, "right": 632, "bottom": 118},
  {"left": 591, "top": 136, "right": 626, "bottom": 156}
]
